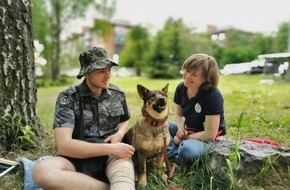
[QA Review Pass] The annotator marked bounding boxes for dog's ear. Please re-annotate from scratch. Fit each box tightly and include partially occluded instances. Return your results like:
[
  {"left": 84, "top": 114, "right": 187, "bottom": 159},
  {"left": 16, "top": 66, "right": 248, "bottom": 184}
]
[
  {"left": 162, "top": 83, "right": 169, "bottom": 94},
  {"left": 137, "top": 84, "right": 150, "bottom": 99}
]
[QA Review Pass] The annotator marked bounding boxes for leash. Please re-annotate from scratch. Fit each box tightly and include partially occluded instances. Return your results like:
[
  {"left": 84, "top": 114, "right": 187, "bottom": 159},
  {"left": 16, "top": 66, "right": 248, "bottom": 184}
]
[
  {"left": 163, "top": 128, "right": 223, "bottom": 190},
  {"left": 163, "top": 128, "right": 183, "bottom": 190},
  {"left": 244, "top": 138, "right": 280, "bottom": 147},
  {"left": 143, "top": 112, "right": 183, "bottom": 189}
]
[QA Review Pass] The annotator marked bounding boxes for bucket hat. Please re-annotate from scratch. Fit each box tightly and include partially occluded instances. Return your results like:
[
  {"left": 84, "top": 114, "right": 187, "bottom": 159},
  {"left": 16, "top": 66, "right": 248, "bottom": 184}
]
[{"left": 77, "top": 47, "right": 118, "bottom": 79}]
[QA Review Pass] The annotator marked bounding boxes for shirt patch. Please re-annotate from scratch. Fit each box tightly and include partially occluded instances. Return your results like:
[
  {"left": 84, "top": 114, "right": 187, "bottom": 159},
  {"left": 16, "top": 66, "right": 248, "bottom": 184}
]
[
  {"left": 59, "top": 95, "right": 70, "bottom": 106},
  {"left": 194, "top": 103, "right": 201, "bottom": 113}
]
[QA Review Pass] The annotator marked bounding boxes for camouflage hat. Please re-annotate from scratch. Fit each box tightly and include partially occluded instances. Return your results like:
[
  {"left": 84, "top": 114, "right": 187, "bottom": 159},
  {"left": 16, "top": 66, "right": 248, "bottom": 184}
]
[{"left": 77, "top": 47, "right": 118, "bottom": 79}]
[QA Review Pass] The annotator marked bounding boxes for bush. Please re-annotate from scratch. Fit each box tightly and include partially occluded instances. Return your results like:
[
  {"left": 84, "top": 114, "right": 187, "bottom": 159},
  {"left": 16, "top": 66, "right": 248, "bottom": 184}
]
[
  {"left": 0, "top": 114, "right": 35, "bottom": 151},
  {"left": 147, "top": 63, "right": 180, "bottom": 79}
]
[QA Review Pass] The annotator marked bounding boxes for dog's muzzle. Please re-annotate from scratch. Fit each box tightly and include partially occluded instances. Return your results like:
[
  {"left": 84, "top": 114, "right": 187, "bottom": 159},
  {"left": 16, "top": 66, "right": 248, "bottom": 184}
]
[{"left": 153, "top": 98, "right": 166, "bottom": 113}]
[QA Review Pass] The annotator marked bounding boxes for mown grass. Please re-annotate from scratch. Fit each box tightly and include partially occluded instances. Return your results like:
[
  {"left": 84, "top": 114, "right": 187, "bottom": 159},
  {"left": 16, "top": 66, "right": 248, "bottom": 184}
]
[{"left": 1, "top": 74, "right": 289, "bottom": 189}]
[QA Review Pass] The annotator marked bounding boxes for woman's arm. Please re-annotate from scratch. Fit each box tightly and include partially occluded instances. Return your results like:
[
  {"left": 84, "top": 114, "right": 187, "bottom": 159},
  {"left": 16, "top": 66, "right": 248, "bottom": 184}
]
[
  {"left": 186, "top": 114, "right": 220, "bottom": 142},
  {"left": 175, "top": 105, "right": 187, "bottom": 140}
]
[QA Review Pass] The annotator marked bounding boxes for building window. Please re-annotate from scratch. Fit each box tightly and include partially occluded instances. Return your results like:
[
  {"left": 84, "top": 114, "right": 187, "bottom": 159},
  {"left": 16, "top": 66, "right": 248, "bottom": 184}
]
[{"left": 114, "top": 26, "right": 127, "bottom": 44}]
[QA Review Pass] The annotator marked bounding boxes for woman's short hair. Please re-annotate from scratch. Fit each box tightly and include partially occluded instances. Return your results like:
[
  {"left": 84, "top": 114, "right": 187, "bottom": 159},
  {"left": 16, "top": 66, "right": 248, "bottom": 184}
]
[{"left": 182, "top": 53, "right": 219, "bottom": 91}]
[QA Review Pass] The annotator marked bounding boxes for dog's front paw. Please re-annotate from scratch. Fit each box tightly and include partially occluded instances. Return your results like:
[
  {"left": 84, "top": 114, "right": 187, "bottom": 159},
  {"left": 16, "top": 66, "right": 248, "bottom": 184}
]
[
  {"left": 138, "top": 179, "right": 147, "bottom": 187},
  {"left": 161, "top": 173, "right": 168, "bottom": 183},
  {"left": 138, "top": 173, "right": 147, "bottom": 187}
]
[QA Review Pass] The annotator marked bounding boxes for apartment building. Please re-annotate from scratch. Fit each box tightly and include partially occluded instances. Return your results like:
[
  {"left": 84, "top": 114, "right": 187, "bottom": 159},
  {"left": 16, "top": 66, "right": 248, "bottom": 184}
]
[{"left": 61, "top": 19, "right": 131, "bottom": 64}]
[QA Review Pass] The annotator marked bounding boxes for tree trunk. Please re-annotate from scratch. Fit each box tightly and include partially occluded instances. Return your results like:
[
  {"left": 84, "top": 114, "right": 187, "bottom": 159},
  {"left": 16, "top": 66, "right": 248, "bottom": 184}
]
[
  {"left": 51, "top": 0, "right": 61, "bottom": 80},
  {"left": 0, "top": 0, "right": 44, "bottom": 151}
]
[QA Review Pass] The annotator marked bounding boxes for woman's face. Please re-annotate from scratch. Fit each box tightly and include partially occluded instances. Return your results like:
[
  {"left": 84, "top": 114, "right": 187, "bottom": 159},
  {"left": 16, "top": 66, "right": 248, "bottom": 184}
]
[{"left": 183, "top": 66, "right": 205, "bottom": 89}]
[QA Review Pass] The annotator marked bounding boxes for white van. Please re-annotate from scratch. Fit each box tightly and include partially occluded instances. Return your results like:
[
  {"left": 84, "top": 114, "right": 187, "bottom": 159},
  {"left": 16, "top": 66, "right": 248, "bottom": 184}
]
[{"left": 220, "top": 62, "right": 251, "bottom": 75}]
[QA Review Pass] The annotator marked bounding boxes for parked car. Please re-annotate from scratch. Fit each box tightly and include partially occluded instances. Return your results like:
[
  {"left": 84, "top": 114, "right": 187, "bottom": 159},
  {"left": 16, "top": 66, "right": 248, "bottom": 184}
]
[
  {"left": 250, "top": 59, "right": 280, "bottom": 74},
  {"left": 249, "top": 59, "right": 264, "bottom": 74}
]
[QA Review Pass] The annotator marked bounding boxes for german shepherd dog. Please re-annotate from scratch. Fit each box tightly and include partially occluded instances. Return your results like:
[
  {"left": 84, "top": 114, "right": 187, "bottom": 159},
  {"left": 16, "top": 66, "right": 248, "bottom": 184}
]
[{"left": 127, "top": 83, "right": 170, "bottom": 187}]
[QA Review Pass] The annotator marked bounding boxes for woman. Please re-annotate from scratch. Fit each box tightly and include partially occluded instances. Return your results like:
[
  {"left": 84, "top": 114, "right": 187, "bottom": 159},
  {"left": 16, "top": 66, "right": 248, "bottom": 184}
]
[{"left": 167, "top": 53, "right": 226, "bottom": 164}]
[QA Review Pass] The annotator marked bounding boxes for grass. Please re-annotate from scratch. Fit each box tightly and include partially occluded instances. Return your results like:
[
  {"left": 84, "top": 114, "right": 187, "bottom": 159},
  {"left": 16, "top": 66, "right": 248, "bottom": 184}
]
[
  {"left": 37, "top": 75, "right": 290, "bottom": 147},
  {"left": 1, "top": 74, "right": 290, "bottom": 189}
]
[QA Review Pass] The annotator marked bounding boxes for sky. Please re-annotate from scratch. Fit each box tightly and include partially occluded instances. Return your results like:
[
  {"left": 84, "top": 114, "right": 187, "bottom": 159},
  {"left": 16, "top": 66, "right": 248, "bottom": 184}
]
[
  {"left": 112, "top": 0, "right": 290, "bottom": 34},
  {"left": 64, "top": 0, "right": 290, "bottom": 39}
]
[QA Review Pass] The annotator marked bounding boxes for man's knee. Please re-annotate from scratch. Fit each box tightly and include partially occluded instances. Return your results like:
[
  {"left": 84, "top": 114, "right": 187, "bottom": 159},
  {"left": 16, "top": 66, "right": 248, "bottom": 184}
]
[
  {"left": 32, "top": 157, "right": 74, "bottom": 187},
  {"left": 32, "top": 161, "right": 50, "bottom": 186},
  {"left": 107, "top": 160, "right": 135, "bottom": 190}
]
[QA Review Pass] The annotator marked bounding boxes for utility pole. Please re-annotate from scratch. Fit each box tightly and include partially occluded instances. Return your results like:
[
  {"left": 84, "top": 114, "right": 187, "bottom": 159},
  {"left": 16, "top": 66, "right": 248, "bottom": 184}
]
[{"left": 288, "top": 18, "right": 290, "bottom": 52}]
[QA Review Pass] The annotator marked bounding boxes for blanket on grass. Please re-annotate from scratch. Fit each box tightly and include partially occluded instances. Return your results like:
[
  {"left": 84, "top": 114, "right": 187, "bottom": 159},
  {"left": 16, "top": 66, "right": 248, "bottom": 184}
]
[{"left": 17, "top": 156, "right": 51, "bottom": 190}]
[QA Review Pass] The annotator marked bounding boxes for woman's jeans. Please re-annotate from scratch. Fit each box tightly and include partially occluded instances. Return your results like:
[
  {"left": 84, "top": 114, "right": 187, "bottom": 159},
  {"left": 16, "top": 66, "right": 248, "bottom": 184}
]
[{"left": 167, "top": 121, "right": 213, "bottom": 165}]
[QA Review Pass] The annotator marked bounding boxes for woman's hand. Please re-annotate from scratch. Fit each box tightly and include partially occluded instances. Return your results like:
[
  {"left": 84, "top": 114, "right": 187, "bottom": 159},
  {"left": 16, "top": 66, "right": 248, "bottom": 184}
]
[
  {"left": 176, "top": 128, "right": 188, "bottom": 140},
  {"left": 173, "top": 136, "right": 182, "bottom": 145}
]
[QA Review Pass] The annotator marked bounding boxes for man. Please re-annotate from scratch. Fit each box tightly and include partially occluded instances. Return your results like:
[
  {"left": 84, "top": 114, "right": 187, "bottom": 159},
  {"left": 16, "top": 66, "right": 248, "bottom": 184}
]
[{"left": 32, "top": 47, "right": 135, "bottom": 190}]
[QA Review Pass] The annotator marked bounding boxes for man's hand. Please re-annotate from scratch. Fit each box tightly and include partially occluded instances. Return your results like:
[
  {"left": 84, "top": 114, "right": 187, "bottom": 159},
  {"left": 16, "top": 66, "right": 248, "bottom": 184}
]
[
  {"left": 104, "top": 132, "right": 124, "bottom": 143},
  {"left": 110, "top": 143, "right": 135, "bottom": 159}
]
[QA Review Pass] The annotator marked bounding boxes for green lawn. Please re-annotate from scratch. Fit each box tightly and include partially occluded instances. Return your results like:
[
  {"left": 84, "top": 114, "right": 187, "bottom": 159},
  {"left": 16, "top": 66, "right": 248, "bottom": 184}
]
[
  {"left": 37, "top": 75, "right": 290, "bottom": 147},
  {"left": 2, "top": 74, "right": 289, "bottom": 189}
]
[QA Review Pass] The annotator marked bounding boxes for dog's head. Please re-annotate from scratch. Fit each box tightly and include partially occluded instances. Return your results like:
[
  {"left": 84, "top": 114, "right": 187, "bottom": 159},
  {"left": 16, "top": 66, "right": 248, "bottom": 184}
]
[{"left": 137, "top": 83, "right": 169, "bottom": 120}]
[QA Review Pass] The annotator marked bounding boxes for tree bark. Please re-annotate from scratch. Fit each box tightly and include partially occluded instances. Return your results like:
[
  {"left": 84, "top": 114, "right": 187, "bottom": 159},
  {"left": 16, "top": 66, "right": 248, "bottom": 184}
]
[{"left": 0, "top": 0, "right": 44, "bottom": 151}]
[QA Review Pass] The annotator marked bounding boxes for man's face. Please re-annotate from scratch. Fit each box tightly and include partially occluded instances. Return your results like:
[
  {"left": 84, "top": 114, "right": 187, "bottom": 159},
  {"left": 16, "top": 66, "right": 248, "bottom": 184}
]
[{"left": 86, "top": 66, "right": 112, "bottom": 91}]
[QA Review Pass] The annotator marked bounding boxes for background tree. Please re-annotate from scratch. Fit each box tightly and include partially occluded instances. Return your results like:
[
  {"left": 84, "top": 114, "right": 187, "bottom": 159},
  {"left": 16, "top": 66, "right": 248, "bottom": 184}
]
[
  {"left": 32, "top": 0, "right": 116, "bottom": 81},
  {"left": 146, "top": 18, "right": 185, "bottom": 78},
  {"left": 50, "top": 0, "right": 96, "bottom": 81},
  {"left": 272, "top": 22, "right": 289, "bottom": 52},
  {"left": 32, "top": 0, "right": 52, "bottom": 86},
  {"left": 146, "top": 18, "right": 212, "bottom": 78},
  {"left": 220, "top": 30, "right": 257, "bottom": 64},
  {"left": 0, "top": 0, "right": 42, "bottom": 151},
  {"left": 119, "top": 25, "right": 150, "bottom": 76},
  {"left": 213, "top": 29, "right": 274, "bottom": 66},
  {"left": 220, "top": 46, "right": 256, "bottom": 65},
  {"left": 250, "top": 33, "right": 273, "bottom": 55},
  {"left": 95, "top": 0, "right": 117, "bottom": 20}
]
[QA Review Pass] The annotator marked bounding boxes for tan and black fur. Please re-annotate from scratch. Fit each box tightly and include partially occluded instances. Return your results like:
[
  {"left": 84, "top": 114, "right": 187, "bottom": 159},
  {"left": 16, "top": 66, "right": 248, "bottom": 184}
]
[{"left": 127, "top": 83, "right": 170, "bottom": 187}]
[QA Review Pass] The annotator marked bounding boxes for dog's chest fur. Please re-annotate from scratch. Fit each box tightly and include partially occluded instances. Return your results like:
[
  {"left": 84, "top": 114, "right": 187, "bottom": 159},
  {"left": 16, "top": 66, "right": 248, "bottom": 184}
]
[{"left": 131, "top": 116, "right": 170, "bottom": 157}]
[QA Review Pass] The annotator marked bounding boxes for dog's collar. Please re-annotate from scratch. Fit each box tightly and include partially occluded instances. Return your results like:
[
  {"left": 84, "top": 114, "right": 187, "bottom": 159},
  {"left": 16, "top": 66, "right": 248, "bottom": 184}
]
[{"left": 145, "top": 116, "right": 165, "bottom": 127}]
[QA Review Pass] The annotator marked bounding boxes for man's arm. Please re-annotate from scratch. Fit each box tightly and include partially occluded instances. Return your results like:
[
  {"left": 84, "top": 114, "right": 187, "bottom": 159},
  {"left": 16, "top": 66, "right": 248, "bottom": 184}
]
[
  {"left": 117, "top": 120, "right": 129, "bottom": 137},
  {"left": 104, "top": 120, "right": 129, "bottom": 143},
  {"left": 54, "top": 127, "right": 134, "bottom": 159}
]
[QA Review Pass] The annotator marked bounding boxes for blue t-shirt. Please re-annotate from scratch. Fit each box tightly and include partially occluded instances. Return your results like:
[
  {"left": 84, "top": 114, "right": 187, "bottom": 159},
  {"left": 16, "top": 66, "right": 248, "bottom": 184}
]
[{"left": 174, "top": 82, "right": 226, "bottom": 135}]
